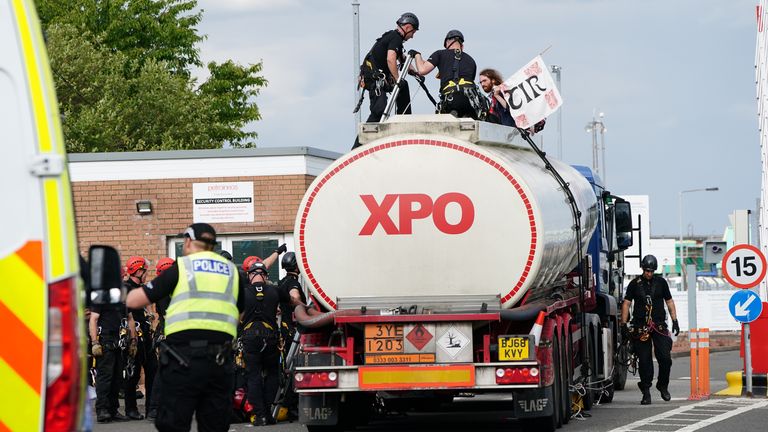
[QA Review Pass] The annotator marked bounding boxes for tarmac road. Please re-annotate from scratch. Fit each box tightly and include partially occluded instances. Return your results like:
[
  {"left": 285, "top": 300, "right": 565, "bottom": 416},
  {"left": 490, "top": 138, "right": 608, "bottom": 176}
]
[{"left": 94, "top": 349, "right": 766, "bottom": 432}]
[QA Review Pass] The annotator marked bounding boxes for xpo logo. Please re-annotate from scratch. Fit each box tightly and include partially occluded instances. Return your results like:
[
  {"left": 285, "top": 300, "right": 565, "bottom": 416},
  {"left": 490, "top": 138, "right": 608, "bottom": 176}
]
[{"left": 359, "top": 193, "right": 475, "bottom": 235}]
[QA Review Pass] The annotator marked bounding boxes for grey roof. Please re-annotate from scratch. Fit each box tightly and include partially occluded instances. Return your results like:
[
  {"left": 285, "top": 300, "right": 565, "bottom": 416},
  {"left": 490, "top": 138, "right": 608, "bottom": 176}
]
[{"left": 68, "top": 146, "right": 342, "bottom": 162}]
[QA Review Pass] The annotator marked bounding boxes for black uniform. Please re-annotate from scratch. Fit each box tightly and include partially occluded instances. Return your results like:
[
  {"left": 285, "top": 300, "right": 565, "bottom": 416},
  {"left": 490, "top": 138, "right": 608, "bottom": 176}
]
[
  {"left": 361, "top": 30, "right": 412, "bottom": 123},
  {"left": 276, "top": 273, "right": 305, "bottom": 417},
  {"left": 142, "top": 262, "right": 246, "bottom": 432},
  {"left": 624, "top": 275, "right": 673, "bottom": 392},
  {"left": 241, "top": 281, "right": 290, "bottom": 422},
  {"left": 92, "top": 303, "right": 127, "bottom": 418},
  {"left": 147, "top": 294, "right": 171, "bottom": 418},
  {"left": 426, "top": 48, "right": 483, "bottom": 119},
  {"left": 124, "top": 279, "right": 158, "bottom": 417}
]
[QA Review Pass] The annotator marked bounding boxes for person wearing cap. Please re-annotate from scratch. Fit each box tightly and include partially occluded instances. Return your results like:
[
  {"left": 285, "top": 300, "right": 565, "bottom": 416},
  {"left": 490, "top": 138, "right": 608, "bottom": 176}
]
[
  {"left": 352, "top": 12, "right": 419, "bottom": 149},
  {"left": 241, "top": 260, "right": 291, "bottom": 426},
  {"left": 121, "top": 256, "right": 157, "bottom": 420},
  {"left": 146, "top": 257, "right": 175, "bottom": 420},
  {"left": 620, "top": 254, "right": 679, "bottom": 405},
  {"left": 412, "top": 30, "right": 487, "bottom": 120},
  {"left": 127, "top": 223, "right": 246, "bottom": 431}
]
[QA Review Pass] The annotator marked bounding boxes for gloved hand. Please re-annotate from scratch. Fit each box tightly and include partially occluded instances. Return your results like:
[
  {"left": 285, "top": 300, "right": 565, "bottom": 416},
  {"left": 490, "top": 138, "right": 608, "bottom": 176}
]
[
  {"left": 91, "top": 342, "right": 103, "bottom": 357},
  {"left": 533, "top": 119, "right": 546, "bottom": 133},
  {"left": 276, "top": 243, "right": 287, "bottom": 255},
  {"left": 128, "top": 338, "right": 138, "bottom": 357},
  {"left": 407, "top": 49, "right": 420, "bottom": 57},
  {"left": 620, "top": 323, "right": 631, "bottom": 340},
  {"left": 672, "top": 319, "right": 680, "bottom": 336}
]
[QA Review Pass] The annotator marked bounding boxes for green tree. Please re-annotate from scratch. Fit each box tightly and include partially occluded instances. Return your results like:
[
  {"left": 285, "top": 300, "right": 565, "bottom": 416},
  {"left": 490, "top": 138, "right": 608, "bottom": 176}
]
[{"left": 36, "top": 0, "right": 266, "bottom": 151}]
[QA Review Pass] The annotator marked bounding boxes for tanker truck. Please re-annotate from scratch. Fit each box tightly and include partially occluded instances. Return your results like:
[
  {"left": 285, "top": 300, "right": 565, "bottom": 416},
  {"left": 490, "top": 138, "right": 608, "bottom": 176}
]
[{"left": 291, "top": 115, "right": 635, "bottom": 431}]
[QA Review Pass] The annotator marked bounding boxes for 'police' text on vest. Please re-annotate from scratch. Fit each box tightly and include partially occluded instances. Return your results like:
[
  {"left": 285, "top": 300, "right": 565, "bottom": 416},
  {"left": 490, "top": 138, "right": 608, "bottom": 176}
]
[{"left": 192, "top": 259, "right": 231, "bottom": 275}]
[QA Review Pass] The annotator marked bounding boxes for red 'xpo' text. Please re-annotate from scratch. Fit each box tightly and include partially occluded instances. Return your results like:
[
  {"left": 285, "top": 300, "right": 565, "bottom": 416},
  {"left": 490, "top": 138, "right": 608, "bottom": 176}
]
[{"left": 358, "top": 193, "right": 475, "bottom": 235}]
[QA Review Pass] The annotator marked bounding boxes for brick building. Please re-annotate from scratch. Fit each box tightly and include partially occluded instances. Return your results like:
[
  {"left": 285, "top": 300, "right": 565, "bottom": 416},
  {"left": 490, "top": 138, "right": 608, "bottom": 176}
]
[{"left": 69, "top": 147, "right": 340, "bottom": 280}]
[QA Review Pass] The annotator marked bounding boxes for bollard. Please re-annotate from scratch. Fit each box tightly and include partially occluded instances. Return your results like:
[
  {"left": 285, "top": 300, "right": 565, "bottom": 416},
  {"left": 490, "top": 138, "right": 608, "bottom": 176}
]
[
  {"left": 689, "top": 329, "right": 699, "bottom": 400},
  {"left": 698, "top": 328, "right": 710, "bottom": 397}
]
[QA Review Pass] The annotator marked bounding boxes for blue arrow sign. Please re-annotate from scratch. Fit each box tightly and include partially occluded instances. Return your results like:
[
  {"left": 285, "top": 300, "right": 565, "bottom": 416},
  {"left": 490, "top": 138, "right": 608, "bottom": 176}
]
[{"left": 728, "top": 290, "right": 763, "bottom": 323}]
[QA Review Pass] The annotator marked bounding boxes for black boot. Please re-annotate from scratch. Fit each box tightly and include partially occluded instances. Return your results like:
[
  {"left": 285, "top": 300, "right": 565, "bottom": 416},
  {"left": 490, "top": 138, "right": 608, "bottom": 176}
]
[
  {"left": 638, "top": 382, "right": 651, "bottom": 405},
  {"left": 657, "top": 386, "right": 671, "bottom": 401},
  {"left": 126, "top": 410, "right": 144, "bottom": 420},
  {"left": 96, "top": 409, "right": 112, "bottom": 423},
  {"left": 111, "top": 411, "right": 130, "bottom": 422}
]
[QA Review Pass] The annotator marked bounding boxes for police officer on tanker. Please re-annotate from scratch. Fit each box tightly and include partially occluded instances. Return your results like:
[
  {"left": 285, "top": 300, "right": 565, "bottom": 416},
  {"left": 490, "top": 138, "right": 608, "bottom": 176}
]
[
  {"left": 412, "top": 30, "right": 486, "bottom": 119},
  {"left": 123, "top": 256, "right": 157, "bottom": 420},
  {"left": 126, "top": 223, "right": 246, "bottom": 431},
  {"left": 620, "top": 254, "right": 680, "bottom": 405},
  {"left": 241, "top": 260, "right": 291, "bottom": 425}
]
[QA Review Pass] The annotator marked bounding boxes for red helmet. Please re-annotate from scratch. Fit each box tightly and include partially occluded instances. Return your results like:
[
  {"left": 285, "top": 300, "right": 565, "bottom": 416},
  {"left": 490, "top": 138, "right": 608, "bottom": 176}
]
[
  {"left": 125, "top": 256, "right": 148, "bottom": 276},
  {"left": 156, "top": 257, "right": 175, "bottom": 276},
  {"left": 242, "top": 255, "right": 262, "bottom": 272}
]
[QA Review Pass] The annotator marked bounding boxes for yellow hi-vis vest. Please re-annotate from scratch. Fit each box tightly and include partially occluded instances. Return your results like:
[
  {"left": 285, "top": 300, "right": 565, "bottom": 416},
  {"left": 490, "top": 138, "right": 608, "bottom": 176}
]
[{"left": 164, "top": 251, "right": 239, "bottom": 339}]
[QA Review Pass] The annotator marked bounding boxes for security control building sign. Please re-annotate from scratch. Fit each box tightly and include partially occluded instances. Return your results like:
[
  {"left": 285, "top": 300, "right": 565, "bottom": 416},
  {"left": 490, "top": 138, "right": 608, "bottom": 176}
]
[{"left": 193, "top": 182, "right": 254, "bottom": 223}]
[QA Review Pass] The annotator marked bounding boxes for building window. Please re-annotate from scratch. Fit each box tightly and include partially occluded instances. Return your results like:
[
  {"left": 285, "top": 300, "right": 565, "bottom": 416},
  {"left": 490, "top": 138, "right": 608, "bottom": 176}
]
[{"left": 168, "top": 234, "right": 284, "bottom": 281}]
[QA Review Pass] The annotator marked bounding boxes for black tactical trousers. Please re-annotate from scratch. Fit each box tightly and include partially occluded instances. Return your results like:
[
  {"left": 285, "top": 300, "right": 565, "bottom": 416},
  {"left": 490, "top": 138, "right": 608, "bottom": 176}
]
[
  {"left": 94, "top": 338, "right": 123, "bottom": 414},
  {"left": 125, "top": 335, "right": 157, "bottom": 414},
  {"left": 633, "top": 330, "right": 673, "bottom": 391},
  {"left": 245, "top": 345, "right": 280, "bottom": 419},
  {"left": 366, "top": 80, "right": 412, "bottom": 123},
  {"left": 155, "top": 344, "right": 235, "bottom": 432},
  {"left": 440, "top": 89, "right": 477, "bottom": 119}
]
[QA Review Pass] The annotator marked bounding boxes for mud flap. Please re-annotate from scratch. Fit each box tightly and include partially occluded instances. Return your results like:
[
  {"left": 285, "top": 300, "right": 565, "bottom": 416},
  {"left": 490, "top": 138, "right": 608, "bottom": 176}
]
[
  {"left": 299, "top": 393, "right": 339, "bottom": 425},
  {"left": 513, "top": 387, "right": 554, "bottom": 419}
]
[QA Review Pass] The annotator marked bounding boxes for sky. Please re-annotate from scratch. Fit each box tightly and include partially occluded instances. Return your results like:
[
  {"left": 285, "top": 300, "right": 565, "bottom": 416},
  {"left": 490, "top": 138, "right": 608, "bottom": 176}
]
[{"left": 194, "top": 0, "right": 761, "bottom": 238}]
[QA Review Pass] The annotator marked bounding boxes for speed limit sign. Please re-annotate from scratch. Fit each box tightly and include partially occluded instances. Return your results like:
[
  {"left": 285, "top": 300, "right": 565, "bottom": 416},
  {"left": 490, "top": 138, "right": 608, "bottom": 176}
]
[{"left": 722, "top": 244, "right": 767, "bottom": 289}]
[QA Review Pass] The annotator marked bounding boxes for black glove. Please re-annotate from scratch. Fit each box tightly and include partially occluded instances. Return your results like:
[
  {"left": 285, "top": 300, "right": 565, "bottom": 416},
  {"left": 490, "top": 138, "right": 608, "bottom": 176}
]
[
  {"left": 407, "top": 49, "right": 420, "bottom": 57},
  {"left": 533, "top": 119, "right": 546, "bottom": 133},
  {"left": 672, "top": 320, "right": 680, "bottom": 336},
  {"left": 276, "top": 243, "right": 287, "bottom": 255},
  {"left": 620, "top": 323, "right": 631, "bottom": 340}
]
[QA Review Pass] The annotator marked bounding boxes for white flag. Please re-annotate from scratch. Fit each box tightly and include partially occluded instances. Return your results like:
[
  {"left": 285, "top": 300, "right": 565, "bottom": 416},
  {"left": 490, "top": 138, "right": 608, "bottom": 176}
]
[{"left": 502, "top": 56, "right": 562, "bottom": 129}]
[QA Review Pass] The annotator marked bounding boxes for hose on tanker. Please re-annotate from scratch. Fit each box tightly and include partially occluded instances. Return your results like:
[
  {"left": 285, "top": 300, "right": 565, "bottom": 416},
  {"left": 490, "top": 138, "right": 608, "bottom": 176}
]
[
  {"left": 498, "top": 301, "right": 547, "bottom": 321},
  {"left": 516, "top": 127, "right": 590, "bottom": 380},
  {"left": 293, "top": 304, "right": 336, "bottom": 328}
]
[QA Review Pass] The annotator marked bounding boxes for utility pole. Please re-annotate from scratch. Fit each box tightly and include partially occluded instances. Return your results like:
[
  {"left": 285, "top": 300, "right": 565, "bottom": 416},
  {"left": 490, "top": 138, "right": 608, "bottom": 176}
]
[
  {"left": 551, "top": 65, "right": 562, "bottom": 160},
  {"left": 352, "top": 1, "right": 361, "bottom": 129},
  {"left": 584, "top": 111, "right": 606, "bottom": 179}
]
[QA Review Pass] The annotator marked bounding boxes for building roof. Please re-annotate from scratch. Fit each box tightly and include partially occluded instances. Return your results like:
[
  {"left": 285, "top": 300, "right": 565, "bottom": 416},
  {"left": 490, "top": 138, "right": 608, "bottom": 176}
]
[{"left": 68, "top": 146, "right": 342, "bottom": 162}]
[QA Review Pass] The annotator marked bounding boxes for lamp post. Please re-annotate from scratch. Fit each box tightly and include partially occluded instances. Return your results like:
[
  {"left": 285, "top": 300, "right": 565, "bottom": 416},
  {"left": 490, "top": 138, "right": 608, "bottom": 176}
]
[
  {"left": 678, "top": 187, "right": 719, "bottom": 289},
  {"left": 585, "top": 112, "right": 607, "bottom": 181}
]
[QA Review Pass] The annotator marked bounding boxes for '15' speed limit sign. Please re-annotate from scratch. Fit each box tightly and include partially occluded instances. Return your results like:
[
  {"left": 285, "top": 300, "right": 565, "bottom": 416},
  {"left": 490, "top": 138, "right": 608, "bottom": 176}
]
[{"left": 722, "top": 244, "right": 767, "bottom": 289}]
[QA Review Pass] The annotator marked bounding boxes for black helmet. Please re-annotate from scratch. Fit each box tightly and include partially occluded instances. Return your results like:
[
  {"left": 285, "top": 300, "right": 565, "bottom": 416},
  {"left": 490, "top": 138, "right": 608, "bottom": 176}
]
[
  {"left": 282, "top": 252, "right": 299, "bottom": 272},
  {"left": 444, "top": 29, "right": 464, "bottom": 46},
  {"left": 247, "top": 261, "right": 268, "bottom": 276},
  {"left": 218, "top": 250, "right": 233, "bottom": 261},
  {"left": 396, "top": 12, "right": 419, "bottom": 30},
  {"left": 641, "top": 255, "right": 658, "bottom": 272}
]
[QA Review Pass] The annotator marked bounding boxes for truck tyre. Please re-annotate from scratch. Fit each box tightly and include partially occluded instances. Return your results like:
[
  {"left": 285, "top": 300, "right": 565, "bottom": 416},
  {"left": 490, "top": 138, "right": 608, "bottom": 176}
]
[
  {"left": 613, "top": 342, "right": 629, "bottom": 391},
  {"left": 519, "top": 333, "right": 561, "bottom": 432},
  {"left": 581, "top": 326, "right": 595, "bottom": 411}
]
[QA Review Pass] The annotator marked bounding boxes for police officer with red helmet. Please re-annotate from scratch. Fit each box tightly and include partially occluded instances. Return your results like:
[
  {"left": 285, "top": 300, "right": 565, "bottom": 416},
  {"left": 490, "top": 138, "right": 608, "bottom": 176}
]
[{"left": 123, "top": 256, "right": 157, "bottom": 419}]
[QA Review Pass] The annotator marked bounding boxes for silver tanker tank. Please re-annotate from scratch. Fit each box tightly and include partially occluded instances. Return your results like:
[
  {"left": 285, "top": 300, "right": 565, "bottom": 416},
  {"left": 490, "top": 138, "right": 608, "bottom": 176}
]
[{"left": 294, "top": 115, "right": 598, "bottom": 311}]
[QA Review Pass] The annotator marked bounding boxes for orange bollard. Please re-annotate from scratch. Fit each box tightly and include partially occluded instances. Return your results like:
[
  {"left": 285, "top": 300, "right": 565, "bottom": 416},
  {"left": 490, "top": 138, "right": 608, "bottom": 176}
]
[
  {"left": 698, "top": 328, "right": 710, "bottom": 397},
  {"left": 689, "top": 329, "right": 699, "bottom": 400}
]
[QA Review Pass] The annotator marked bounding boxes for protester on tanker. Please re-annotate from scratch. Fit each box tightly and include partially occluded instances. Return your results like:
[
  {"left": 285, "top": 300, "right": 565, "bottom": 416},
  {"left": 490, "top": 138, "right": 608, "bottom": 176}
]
[{"left": 479, "top": 68, "right": 514, "bottom": 126}]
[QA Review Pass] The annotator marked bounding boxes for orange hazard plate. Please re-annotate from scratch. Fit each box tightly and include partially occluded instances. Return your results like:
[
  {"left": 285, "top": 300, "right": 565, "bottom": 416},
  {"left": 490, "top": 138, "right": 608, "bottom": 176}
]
[
  {"left": 364, "top": 324, "right": 404, "bottom": 354},
  {"left": 358, "top": 365, "right": 475, "bottom": 390}
]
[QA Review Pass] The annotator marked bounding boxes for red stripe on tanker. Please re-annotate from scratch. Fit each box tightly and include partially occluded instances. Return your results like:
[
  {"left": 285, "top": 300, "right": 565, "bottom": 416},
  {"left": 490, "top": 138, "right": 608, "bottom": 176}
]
[{"left": 295, "top": 138, "right": 597, "bottom": 311}]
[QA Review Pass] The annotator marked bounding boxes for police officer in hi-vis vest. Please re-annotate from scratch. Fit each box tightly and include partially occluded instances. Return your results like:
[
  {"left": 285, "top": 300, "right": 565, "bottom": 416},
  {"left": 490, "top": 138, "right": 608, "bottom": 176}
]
[{"left": 127, "top": 223, "right": 246, "bottom": 432}]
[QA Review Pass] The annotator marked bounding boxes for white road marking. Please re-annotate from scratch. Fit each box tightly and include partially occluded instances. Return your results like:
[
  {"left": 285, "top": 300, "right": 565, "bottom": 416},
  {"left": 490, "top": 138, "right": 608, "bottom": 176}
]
[{"left": 607, "top": 398, "right": 768, "bottom": 432}]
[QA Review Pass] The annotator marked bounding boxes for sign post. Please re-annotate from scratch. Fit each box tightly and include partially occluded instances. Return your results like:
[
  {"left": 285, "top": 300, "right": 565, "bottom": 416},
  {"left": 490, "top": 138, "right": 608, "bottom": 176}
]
[{"left": 723, "top": 244, "right": 767, "bottom": 398}]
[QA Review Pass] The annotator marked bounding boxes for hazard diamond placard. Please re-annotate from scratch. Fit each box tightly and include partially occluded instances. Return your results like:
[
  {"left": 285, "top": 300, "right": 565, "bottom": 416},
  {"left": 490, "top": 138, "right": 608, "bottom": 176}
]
[{"left": 404, "top": 323, "right": 436, "bottom": 353}]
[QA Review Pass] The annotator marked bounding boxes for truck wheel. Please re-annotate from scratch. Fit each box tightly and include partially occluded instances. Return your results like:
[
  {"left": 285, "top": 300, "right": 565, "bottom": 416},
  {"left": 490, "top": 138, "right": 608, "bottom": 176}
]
[
  {"left": 521, "top": 333, "right": 561, "bottom": 432},
  {"left": 581, "top": 326, "right": 595, "bottom": 411},
  {"left": 613, "top": 342, "right": 629, "bottom": 391}
]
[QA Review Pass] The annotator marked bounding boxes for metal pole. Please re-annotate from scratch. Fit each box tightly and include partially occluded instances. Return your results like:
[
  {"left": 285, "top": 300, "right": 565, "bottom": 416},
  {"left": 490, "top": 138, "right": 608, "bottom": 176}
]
[
  {"left": 551, "top": 65, "right": 562, "bottom": 159},
  {"left": 745, "top": 322, "right": 753, "bottom": 397},
  {"left": 352, "top": 1, "right": 361, "bottom": 128},
  {"left": 599, "top": 114, "right": 606, "bottom": 183},
  {"left": 687, "top": 263, "right": 699, "bottom": 399},
  {"left": 679, "top": 191, "right": 685, "bottom": 291}
]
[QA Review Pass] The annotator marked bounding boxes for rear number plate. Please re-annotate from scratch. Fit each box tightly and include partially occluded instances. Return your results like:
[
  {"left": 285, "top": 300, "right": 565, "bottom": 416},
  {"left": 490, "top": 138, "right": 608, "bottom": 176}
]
[{"left": 498, "top": 336, "right": 532, "bottom": 361}]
